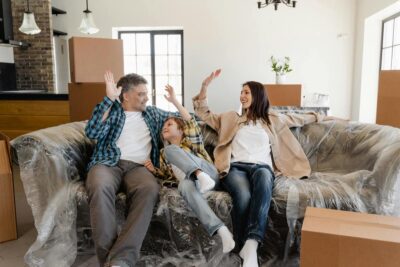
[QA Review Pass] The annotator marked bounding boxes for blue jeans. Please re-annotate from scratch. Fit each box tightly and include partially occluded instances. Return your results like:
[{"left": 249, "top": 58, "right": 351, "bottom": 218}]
[
  {"left": 221, "top": 162, "right": 275, "bottom": 247},
  {"left": 164, "top": 144, "right": 224, "bottom": 236}
]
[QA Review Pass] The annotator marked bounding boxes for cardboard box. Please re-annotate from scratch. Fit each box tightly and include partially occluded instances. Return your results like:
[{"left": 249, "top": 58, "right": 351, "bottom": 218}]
[
  {"left": 301, "top": 207, "right": 400, "bottom": 267},
  {"left": 264, "top": 84, "right": 302, "bottom": 106},
  {"left": 0, "top": 133, "right": 17, "bottom": 243},
  {"left": 376, "top": 70, "right": 400, "bottom": 127},
  {"left": 69, "top": 37, "right": 124, "bottom": 83},
  {"left": 68, "top": 82, "right": 106, "bottom": 122}
]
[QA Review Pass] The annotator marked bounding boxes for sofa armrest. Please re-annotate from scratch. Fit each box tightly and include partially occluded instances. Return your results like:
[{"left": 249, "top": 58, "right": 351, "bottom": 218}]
[
  {"left": 11, "top": 121, "right": 94, "bottom": 228},
  {"left": 292, "top": 121, "right": 400, "bottom": 216},
  {"left": 366, "top": 132, "right": 400, "bottom": 216}
]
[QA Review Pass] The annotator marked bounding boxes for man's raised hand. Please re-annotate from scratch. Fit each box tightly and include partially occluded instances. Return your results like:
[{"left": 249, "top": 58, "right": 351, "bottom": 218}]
[{"left": 104, "top": 71, "right": 122, "bottom": 102}]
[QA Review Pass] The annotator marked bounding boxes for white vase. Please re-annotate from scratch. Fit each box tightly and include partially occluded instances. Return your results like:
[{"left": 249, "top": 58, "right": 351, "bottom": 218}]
[{"left": 275, "top": 73, "right": 286, "bottom": 84}]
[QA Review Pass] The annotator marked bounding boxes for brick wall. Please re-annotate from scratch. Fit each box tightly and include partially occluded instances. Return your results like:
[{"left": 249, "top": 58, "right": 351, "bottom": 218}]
[{"left": 11, "top": 0, "right": 54, "bottom": 91}]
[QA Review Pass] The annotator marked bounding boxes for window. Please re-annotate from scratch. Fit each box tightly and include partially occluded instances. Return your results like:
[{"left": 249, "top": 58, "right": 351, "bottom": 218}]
[
  {"left": 381, "top": 13, "right": 400, "bottom": 70},
  {"left": 118, "top": 30, "right": 184, "bottom": 111}
]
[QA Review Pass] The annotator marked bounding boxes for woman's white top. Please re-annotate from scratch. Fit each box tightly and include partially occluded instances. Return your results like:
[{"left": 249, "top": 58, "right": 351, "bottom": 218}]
[
  {"left": 231, "top": 120, "right": 274, "bottom": 169},
  {"left": 116, "top": 111, "right": 152, "bottom": 164}
]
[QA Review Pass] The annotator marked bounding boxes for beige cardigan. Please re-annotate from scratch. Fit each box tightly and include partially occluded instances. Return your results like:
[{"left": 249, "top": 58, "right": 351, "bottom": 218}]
[{"left": 193, "top": 96, "right": 324, "bottom": 179}]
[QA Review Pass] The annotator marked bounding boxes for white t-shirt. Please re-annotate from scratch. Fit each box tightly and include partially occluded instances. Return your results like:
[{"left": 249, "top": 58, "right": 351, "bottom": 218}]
[
  {"left": 231, "top": 120, "right": 274, "bottom": 169},
  {"left": 116, "top": 111, "right": 152, "bottom": 164}
]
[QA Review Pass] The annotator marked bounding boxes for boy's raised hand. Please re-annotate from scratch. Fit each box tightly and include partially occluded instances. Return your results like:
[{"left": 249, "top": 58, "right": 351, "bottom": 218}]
[
  {"left": 104, "top": 71, "right": 122, "bottom": 101},
  {"left": 164, "top": 85, "right": 178, "bottom": 104},
  {"left": 165, "top": 84, "right": 191, "bottom": 120}
]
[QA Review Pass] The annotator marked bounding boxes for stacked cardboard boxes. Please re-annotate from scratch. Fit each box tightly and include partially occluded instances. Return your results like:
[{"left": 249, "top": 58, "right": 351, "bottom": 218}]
[{"left": 68, "top": 37, "right": 124, "bottom": 121}]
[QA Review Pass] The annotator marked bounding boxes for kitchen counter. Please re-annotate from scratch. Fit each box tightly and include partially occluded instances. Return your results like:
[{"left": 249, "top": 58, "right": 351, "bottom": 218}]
[
  {"left": 0, "top": 92, "right": 70, "bottom": 139},
  {"left": 0, "top": 90, "right": 68, "bottom": 100}
]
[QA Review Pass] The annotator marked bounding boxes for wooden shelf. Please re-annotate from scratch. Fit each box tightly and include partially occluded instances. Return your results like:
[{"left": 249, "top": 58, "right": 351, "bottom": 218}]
[
  {"left": 53, "top": 29, "right": 68, "bottom": 36},
  {"left": 52, "top": 7, "right": 66, "bottom": 15}
]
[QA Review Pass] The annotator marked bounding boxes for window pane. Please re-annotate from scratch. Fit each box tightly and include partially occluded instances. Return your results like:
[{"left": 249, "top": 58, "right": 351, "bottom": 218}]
[
  {"left": 168, "top": 75, "right": 182, "bottom": 94},
  {"left": 136, "top": 56, "right": 151, "bottom": 75},
  {"left": 121, "top": 34, "right": 136, "bottom": 55},
  {"left": 392, "top": 45, "right": 400, "bottom": 70},
  {"left": 155, "top": 56, "right": 168, "bottom": 75},
  {"left": 119, "top": 30, "right": 183, "bottom": 110},
  {"left": 155, "top": 35, "right": 168, "bottom": 55},
  {"left": 155, "top": 75, "right": 168, "bottom": 94},
  {"left": 381, "top": 48, "right": 392, "bottom": 70},
  {"left": 168, "top": 34, "right": 181, "bottom": 55},
  {"left": 383, "top": 20, "right": 394, "bottom": 48},
  {"left": 394, "top": 18, "right": 400, "bottom": 45},
  {"left": 124, "top": 55, "right": 137, "bottom": 74},
  {"left": 168, "top": 56, "right": 182, "bottom": 75},
  {"left": 136, "top": 33, "right": 151, "bottom": 55}
]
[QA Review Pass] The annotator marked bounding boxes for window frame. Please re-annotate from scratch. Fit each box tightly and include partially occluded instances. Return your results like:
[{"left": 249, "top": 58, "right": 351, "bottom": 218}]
[
  {"left": 117, "top": 30, "right": 185, "bottom": 107},
  {"left": 380, "top": 12, "right": 400, "bottom": 70}
]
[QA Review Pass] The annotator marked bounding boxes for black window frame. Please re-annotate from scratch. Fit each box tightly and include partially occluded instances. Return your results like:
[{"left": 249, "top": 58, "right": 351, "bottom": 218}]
[
  {"left": 117, "top": 30, "right": 185, "bottom": 107},
  {"left": 380, "top": 12, "right": 400, "bottom": 70}
]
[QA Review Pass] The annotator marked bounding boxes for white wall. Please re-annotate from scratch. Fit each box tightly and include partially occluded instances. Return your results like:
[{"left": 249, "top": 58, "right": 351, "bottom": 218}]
[
  {"left": 52, "top": 0, "right": 356, "bottom": 117},
  {"left": 0, "top": 47, "right": 14, "bottom": 63},
  {"left": 352, "top": 0, "right": 399, "bottom": 121}
]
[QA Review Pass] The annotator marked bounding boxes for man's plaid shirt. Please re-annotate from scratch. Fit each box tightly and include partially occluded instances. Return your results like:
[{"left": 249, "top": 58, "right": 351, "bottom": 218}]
[
  {"left": 155, "top": 116, "right": 213, "bottom": 186},
  {"left": 85, "top": 96, "right": 177, "bottom": 170}
]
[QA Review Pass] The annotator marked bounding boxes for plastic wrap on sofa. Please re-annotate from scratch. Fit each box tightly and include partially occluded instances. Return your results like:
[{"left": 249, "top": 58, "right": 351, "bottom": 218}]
[{"left": 11, "top": 119, "right": 400, "bottom": 266}]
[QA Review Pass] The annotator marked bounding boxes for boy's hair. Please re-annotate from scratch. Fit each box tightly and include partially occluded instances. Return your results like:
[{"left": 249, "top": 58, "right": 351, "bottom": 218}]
[
  {"left": 117, "top": 73, "right": 147, "bottom": 102},
  {"left": 166, "top": 117, "right": 185, "bottom": 131},
  {"left": 161, "top": 117, "right": 186, "bottom": 144}
]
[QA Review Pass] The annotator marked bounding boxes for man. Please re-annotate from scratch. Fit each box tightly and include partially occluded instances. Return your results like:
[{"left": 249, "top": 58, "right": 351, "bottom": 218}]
[{"left": 85, "top": 71, "right": 177, "bottom": 267}]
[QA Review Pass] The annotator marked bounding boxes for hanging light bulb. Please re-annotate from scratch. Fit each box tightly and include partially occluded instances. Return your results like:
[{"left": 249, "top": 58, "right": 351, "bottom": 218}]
[
  {"left": 19, "top": 0, "right": 41, "bottom": 35},
  {"left": 79, "top": 0, "right": 99, "bottom": 34}
]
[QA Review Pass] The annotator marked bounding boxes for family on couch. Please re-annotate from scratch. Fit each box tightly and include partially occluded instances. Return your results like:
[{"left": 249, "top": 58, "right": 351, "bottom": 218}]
[{"left": 85, "top": 70, "right": 325, "bottom": 267}]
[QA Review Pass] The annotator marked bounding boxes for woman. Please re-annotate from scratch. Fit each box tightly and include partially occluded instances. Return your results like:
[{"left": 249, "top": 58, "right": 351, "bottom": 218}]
[
  {"left": 193, "top": 69, "right": 324, "bottom": 267},
  {"left": 144, "top": 85, "right": 236, "bottom": 254}
]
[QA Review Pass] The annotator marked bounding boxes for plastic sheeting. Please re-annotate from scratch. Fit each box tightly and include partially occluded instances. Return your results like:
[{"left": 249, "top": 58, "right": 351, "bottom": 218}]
[
  {"left": 11, "top": 119, "right": 400, "bottom": 267},
  {"left": 24, "top": 183, "right": 80, "bottom": 267}
]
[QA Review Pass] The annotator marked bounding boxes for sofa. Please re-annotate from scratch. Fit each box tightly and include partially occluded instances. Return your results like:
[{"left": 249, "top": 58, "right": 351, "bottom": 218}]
[{"left": 11, "top": 117, "right": 400, "bottom": 267}]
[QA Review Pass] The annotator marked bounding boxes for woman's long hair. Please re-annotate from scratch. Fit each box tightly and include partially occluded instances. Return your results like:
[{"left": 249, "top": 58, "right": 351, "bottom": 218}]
[{"left": 242, "top": 81, "right": 271, "bottom": 124}]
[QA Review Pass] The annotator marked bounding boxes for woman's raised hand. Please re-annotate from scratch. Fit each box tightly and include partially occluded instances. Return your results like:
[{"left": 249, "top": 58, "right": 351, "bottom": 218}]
[
  {"left": 104, "top": 71, "right": 122, "bottom": 101},
  {"left": 164, "top": 84, "right": 178, "bottom": 104},
  {"left": 201, "top": 69, "right": 221, "bottom": 89},
  {"left": 198, "top": 69, "right": 221, "bottom": 99}
]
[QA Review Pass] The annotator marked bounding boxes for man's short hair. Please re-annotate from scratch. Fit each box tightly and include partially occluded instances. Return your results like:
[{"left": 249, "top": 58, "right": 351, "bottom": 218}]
[{"left": 117, "top": 73, "right": 147, "bottom": 102}]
